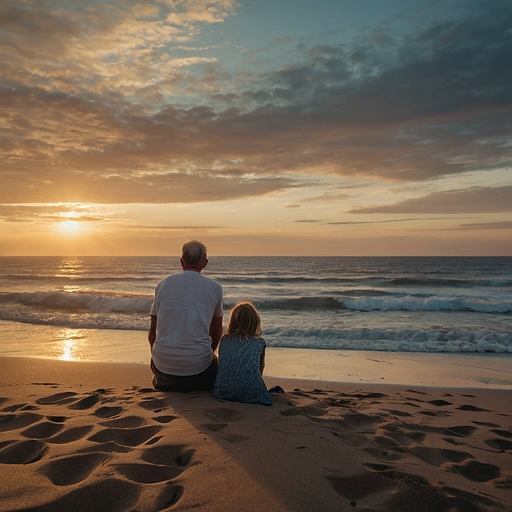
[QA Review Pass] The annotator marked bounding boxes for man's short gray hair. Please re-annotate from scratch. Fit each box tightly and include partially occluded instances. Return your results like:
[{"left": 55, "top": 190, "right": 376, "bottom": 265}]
[{"left": 181, "top": 240, "right": 207, "bottom": 265}]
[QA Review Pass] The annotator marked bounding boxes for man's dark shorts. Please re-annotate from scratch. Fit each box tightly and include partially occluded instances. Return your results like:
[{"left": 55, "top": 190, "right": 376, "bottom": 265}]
[{"left": 151, "top": 358, "right": 217, "bottom": 392}]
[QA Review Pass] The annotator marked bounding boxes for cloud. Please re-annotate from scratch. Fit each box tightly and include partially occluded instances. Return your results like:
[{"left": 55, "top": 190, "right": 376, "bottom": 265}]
[
  {"left": 288, "top": 191, "right": 352, "bottom": 207},
  {"left": 0, "top": 204, "right": 107, "bottom": 223},
  {"left": 0, "top": 0, "right": 236, "bottom": 97},
  {"left": 0, "top": 170, "right": 298, "bottom": 204},
  {"left": 0, "top": 0, "right": 511, "bottom": 206},
  {"left": 125, "top": 224, "right": 225, "bottom": 230},
  {"left": 441, "top": 221, "right": 512, "bottom": 231},
  {"left": 326, "top": 217, "right": 455, "bottom": 225},
  {"left": 349, "top": 185, "right": 512, "bottom": 214}
]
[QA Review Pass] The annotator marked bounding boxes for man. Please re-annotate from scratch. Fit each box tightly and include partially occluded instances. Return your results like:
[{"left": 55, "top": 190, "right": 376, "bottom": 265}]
[{"left": 148, "top": 240, "right": 223, "bottom": 391}]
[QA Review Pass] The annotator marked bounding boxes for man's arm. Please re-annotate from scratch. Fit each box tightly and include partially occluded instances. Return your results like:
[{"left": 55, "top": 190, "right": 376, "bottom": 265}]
[
  {"left": 148, "top": 315, "right": 157, "bottom": 349},
  {"left": 209, "top": 315, "right": 223, "bottom": 351}
]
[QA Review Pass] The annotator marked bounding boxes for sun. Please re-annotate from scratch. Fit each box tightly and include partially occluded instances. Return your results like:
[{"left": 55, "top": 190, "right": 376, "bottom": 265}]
[
  {"left": 56, "top": 210, "right": 85, "bottom": 235},
  {"left": 59, "top": 219, "right": 82, "bottom": 234}
]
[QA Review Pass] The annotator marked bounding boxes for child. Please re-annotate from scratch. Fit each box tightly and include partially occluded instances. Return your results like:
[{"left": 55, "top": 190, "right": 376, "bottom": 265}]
[{"left": 213, "top": 301, "right": 272, "bottom": 405}]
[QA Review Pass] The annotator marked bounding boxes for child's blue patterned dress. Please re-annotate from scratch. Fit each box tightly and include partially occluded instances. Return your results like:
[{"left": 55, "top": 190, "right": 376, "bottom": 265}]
[{"left": 213, "top": 335, "right": 272, "bottom": 405}]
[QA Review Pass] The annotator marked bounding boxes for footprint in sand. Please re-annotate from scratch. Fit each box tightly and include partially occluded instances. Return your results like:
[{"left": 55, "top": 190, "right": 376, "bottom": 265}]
[
  {"left": 21, "top": 421, "right": 64, "bottom": 439},
  {"left": 420, "top": 410, "right": 451, "bottom": 417},
  {"left": 203, "top": 408, "right": 244, "bottom": 423},
  {"left": 154, "top": 483, "right": 184, "bottom": 510},
  {"left": 383, "top": 479, "right": 499, "bottom": 512},
  {"left": 2, "top": 403, "right": 36, "bottom": 412},
  {"left": 94, "top": 406, "right": 124, "bottom": 418},
  {"left": 115, "top": 463, "right": 186, "bottom": 484},
  {"left": 328, "top": 468, "right": 503, "bottom": 511},
  {"left": 372, "top": 434, "right": 402, "bottom": 451},
  {"left": 0, "top": 412, "right": 43, "bottom": 432},
  {"left": 14, "top": 478, "right": 141, "bottom": 512},
  {"left": 451, "top": 460, "right": 501, "bottom": 482},
  {"left": 78, "top": 442, "right": 131, "bottom": 454},
  {"left": 457, "top": 404, "right": 489, "bottom": 412},
  {"left": 402, "top": 401, "right": 421, "bottom": 409},
  {"left": 441, "top": 425, "right": 477, "bottom": 438},
  {"left": 39, "top": 452, "right": 109, "bottom": 486},
  {"left": 473, "top": 420, "right": 501, "bottom": 427},
  {"left": 406, "top": 389, "right": 428, "bottom": 395},
  {"left": 427, "top": 399, "right": 453, "bottom": 407},
  {"left": 364, "top": 462, "right": 394, "bottom": 471},
  {"left": 145, "top": 435, "right": 165, "bottom": 446},
  {"left": 379, "top": 424, "right": 426, "bottom": 446},
  {"left": 489, "top": 428, "right": 512, "bottom": 439},
  {"left": 141, "top": 444, "right": 195, "bottom": 467},
  {"left": 334, "top": 431, "right": 369, "bottom": 447},
  {"left": 484, "top": 437, "right": 512, "bottom": 451},
  {"left": 204, "top": 422, "right": 228, "bottom": 432},
  {"left": 327, "top": 472, "right": 394, "bottom": 500},
  {"left": 46, "top": 415, "right": 66, "bottom": 423},
  {"left": 384, "top": 409, "right": 413, "bottom": 418},
  {"left": 343, "top": 412, "right": 383, "bottom": 428},
  {"left": 408, "top": 445, "right": 473, "bottom": 466},
  {"left": 138, "top": 398, "right": 170, "bottom": 412},
  {"left": 222, "top": 433, "right": 250, "bottom": 444},
  {"left": 202, "top": 408, "right": 246, "bottom": 440},
  {"left": 68, "top": 394, "right": 101, "bottom": 410},
  {"left": 0, "top": 439, "right": 48, "bottom": 464},
  {"left": 99, "top": 415, "right": 147, "bottom": 428},
  {"left": 36, "top": 392, "right": 77, "bottom": 405},
  {"left": 88, "top": 425, "right": 162, "bottom": 447},
  {"left": 152, "top": 415, "right": 176, "bottom": 424},
  {"left": 47, "top": 425, "right": 94, "bottom": 444},
  {"left": 114, "top": 443, "right": 195, "bottom": 488}
]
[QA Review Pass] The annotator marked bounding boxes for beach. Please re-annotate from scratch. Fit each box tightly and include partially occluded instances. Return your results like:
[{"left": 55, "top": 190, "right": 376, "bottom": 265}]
[
  {"left": 1, "top": 351, "right": 511, "bottom": 512},
  {"left": 2, "top": 0, "right": 512, "bottom": 508}
]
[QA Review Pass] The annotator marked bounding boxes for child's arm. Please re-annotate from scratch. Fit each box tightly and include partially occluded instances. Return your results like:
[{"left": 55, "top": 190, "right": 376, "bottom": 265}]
[{"left": 259, "top": 344, "right": 266, "bottom": 375}]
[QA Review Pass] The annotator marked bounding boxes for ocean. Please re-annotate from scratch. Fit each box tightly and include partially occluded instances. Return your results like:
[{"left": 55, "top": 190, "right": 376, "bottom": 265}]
[{"left": 0, "top": 256, "right": 511, "bottom": 364}]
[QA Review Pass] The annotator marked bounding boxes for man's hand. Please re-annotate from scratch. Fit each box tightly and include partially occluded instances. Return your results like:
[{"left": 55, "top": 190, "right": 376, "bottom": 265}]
[
  {"left": 209, "top": 315, "right": 223, "bottom": 351},
  {"left": 148, "top": 315, "right": 157, "bottom": 349}
]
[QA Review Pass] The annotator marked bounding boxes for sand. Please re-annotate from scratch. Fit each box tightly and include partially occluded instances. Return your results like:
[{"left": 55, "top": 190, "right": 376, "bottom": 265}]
[{"left": 0, "top": 353, "right": 511, "bottom": 512}]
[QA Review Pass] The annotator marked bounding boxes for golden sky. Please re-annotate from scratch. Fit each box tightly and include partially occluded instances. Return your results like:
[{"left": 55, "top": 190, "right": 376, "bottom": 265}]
[{"left": 1, "top": 0, "right": 511, "bottom": 256}]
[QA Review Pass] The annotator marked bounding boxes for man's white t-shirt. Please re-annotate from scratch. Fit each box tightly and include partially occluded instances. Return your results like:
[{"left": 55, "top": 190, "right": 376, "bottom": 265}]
[{"left": 150, "top": 270, "right": 223, "bottom": 376}]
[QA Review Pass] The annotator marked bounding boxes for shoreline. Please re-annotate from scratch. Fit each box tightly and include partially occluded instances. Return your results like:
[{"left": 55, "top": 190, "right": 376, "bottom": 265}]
[
  {"left": 2, "top": 347, "right": 511, "bottom": 390},
  {"left": 266, "top": 348, "right": 512, "bottom": 389}
]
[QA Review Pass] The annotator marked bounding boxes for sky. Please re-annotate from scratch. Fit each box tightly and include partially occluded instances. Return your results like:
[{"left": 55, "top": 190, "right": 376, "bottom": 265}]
[{"left": 1, "top": 0, "right": 511, "bottom": 256}]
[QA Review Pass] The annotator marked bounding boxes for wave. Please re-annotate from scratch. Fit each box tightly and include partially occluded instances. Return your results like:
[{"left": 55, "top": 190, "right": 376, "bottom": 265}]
[
  {"left": 250, "top": 295, "right": 511, "bottom": 314},
  {"left": 265, "top": 326, "right": 512, "bottom": 354},
  {"left": 1, "top": 274, "right": 157, "bottom": 284},
  {"left": 0, "top": 308, "right": 148, "bottom": 331},
  {"left": 388, "top": 277, "right": 512, "bottom": 288},
  {"left": 2, "top": 290, "right": 511, "bottom": 316},
  {"left": 220, "top": 275, "right": 512, "bottom": 288},
  {"left": 250, "top": 297, "right": 343, "bottom": 311},
  {"left": 0, "top": 291, "right": 153, "bottom": 314},
  {"left": 4, "top": 272, "right": 511, "bottom": 291},
  {"left": 1, "top": 309, "right": 509, "bottom": 354},
  {"left": 339, "top": 296, "right": 512, "bottom": 314}
]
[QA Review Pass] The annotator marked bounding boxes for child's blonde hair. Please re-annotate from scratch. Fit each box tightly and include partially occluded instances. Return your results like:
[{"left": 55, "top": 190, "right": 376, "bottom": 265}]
[{"left": 224, "top": 301, "right": 262, "bottom": 339}]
